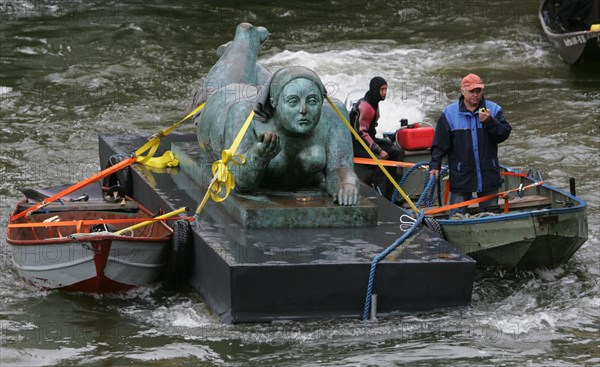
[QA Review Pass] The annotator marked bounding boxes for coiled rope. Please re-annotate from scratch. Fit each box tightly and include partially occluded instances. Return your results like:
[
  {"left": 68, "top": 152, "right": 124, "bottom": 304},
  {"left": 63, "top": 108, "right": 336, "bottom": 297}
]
[{"left": 391, "top": 163, "right": 448, "bottom": 209}]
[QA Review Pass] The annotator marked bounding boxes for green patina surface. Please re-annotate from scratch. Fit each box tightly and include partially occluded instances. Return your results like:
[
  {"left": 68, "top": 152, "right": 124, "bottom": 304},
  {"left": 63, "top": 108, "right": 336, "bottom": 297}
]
[
  {"left": 173, "top": 142, "right": 377, "bottom": 229},
  {"left": 193, "top": 23, "right": 360, "bottom": 206}
]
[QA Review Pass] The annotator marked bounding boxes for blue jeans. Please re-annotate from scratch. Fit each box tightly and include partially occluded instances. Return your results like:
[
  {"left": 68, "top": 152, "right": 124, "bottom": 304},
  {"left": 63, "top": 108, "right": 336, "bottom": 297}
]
[{"left": 449, "top": 189, "right": 499, "bottom": 216}]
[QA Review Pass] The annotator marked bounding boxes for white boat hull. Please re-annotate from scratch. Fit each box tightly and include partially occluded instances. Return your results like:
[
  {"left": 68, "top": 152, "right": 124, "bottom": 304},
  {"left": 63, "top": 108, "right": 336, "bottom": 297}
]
[{"left": 10, "top": 236, "right": 170, "bottom": 292}]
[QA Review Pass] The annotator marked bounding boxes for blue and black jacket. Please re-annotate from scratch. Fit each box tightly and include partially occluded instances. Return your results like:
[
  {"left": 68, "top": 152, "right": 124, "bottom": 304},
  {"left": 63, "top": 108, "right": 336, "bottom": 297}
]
[{"left": 429, "top": 96, "right": 512, "bottom": 193}]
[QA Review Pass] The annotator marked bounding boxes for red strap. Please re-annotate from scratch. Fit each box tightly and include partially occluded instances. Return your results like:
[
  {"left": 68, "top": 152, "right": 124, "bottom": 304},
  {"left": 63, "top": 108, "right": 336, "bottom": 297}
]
[
  {"left": 444, "top": 179, "right": 450, "bottom": 205},
  {"left": 501, "top": 171, "right": 528, "bottom": 177},
  {"left": 425, "top": 181, "right": 544, "bottom": 216},
  {"left": 425, "top": 192, "right": 500, "bottom": 215}
]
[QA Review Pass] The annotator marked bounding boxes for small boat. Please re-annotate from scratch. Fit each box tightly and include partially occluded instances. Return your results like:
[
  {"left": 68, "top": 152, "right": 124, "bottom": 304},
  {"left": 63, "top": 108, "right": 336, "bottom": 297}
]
[
  {"left": 6, "top": 185, "right": 187, "bottom": 293},
  {"left": 345, "top": 100, "right": 588, "bottom": 269},
  {"left": 354, "top": 145, "right": 588, "bottom": 269},
  {"left": 428, "top": 168, "right": 587, "bottom": 269},
  {"left": 346, "top": 88, "right": 588, "bottom": 269},
  {"left": 539, "top": 0, "right": 600, "bottom": 64}
]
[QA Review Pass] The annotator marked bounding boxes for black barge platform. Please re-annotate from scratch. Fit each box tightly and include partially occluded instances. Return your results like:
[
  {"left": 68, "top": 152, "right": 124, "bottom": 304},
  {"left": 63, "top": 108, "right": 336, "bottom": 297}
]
[{"left": 99, "top": 134, "right": 476, "bottom": 324}]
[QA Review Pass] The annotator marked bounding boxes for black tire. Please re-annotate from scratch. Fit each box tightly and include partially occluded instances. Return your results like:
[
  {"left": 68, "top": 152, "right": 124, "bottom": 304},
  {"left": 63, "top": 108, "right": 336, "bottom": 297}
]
[
  {"left": 102, "top": 155, "right": 133, "bottom": 197},
  {"left": 163, "top": 219, "right": 194, "bottom": 285},
  {"left": 423, "top": 216, "right": 444, "bottom": 238}
]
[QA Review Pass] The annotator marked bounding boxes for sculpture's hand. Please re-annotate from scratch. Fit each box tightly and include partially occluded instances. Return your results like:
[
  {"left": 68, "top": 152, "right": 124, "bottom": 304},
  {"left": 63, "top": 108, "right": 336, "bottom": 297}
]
[
  {"left": 334, "top": 183, "right": 359, "bottom": 206},
  {"left": 255, "top": 131, "right": 281, "bottom": 161},
  {"left": 329, "top": 167, "right": 360, "bottom": 206}
]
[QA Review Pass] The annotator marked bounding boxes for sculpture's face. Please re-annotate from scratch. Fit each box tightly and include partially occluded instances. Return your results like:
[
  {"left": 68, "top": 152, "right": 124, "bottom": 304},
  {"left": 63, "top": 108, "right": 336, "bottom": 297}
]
[{"left": 274, "top": 78, "right": 323, "bottom": 135}]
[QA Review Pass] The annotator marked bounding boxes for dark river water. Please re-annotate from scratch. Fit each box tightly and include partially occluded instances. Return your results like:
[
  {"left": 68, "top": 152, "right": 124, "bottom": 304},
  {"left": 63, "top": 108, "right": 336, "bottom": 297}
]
[{"left": 1, "top": 1, "right": 599, "bottom": 366}]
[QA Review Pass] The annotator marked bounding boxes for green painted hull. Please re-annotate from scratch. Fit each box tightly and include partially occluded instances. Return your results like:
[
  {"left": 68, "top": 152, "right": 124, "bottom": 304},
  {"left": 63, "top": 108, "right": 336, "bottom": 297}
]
[
  {"left": 356, "top": 149, "right": 589, "bottom": 269},
  {"left": 440, "top": 207, "right": 588, "bottom": 268}
]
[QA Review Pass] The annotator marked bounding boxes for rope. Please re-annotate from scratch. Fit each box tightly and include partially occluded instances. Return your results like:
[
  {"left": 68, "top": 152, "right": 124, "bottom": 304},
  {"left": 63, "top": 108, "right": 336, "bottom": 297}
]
[
  {"left": 8, "top": 214, "right": 192, "bottom": 230},
  {"left": 135, "top": 102, "right": 205, "bottom": 164},
  {"left": 325, "top": 96, "right": 419, "bottom": 214},
  {"left": 390, "top": 163, "right": 448, "bottom": 208},
  {"left": 418, "top": 166, "right": 449, "bottom": 208},
  {"left": 363, "top": 209, "right": 425, "bottom": 321},
  {"left": 10, "top": 156, "right": 137, "bottom": 221},
  {"left": 114, "top": 206, "right": 188, "bottom": 235},
  {"left": 10, "top": 103, "right": 206, "bottom": 222},
  {"left": 416, "top": 175, "right": 436, "bottom": 208},
  {"left": 450, "top": 211, "right": 498, "bottom": 220},
  {"left": 194, "top": 110, "right": 254, "bottom": 218}
]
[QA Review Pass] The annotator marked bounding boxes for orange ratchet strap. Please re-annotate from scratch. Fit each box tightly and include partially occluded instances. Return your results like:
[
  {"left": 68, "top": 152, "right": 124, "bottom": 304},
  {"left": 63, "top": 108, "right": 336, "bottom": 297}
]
[
  {"left": 353, "top": 157, "right": 422, "bottom": 169},
  {"left": 10, "top": 157, "right": 137, "bottom": 221},
  {"left": 501, "top": 171, "right": 528, "bottom": 177},
  {"left": 8, "top": 216, "right": 192, "bottom": 230},
  {"left": 425, "top": 181, "right": 545, "bottom": 215}
]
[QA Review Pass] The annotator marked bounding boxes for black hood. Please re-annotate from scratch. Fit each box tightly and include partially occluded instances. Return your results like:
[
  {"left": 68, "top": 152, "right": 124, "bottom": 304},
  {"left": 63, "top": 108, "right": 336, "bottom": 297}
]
[{"left": 363, "top": 76, "right": 387, "bottom": 110}]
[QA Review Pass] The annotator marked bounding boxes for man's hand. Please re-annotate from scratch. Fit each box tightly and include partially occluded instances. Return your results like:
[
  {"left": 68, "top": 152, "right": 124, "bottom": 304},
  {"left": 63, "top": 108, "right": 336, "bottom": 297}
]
[
  {"left": 479, "top": 109, "right": 491, "bottom": 123},
  {"left": 378, "top": 150, "right": 389, "bottom": 160},
  {"left": 429, "top": 169, "right": 440, "bottom": 179}
]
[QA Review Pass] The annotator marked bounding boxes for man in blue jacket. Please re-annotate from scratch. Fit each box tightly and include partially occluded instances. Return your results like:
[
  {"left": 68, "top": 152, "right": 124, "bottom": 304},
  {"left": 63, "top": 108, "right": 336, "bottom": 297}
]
[{"left": 429, "top": 74, "right": 512, "bottom": 215}]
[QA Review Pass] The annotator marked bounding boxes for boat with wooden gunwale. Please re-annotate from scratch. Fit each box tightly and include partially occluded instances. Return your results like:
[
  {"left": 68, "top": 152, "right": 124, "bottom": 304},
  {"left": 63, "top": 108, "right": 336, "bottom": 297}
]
[
  {"left": 539, "top": 0, "right": 600, "bottom": 64},
  {"left": 6, "top": 185, "right": 187, "bottom": 293},
  {"left": 345, "top": 89, "right": 588, "bottom": 269},
  {"left": 353, "top": 139, "right": 587, "bottom": 270}
]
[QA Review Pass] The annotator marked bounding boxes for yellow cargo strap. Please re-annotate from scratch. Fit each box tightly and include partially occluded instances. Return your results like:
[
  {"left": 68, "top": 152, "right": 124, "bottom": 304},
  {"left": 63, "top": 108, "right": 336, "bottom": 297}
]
[
  {"left": 194, "top": 110, "right": 254, "bottom": 216},
  {"left": 325, "top": 96, "right": 419, "bottom": 214},
  {"left": 139, "top": 150, "right": 179, "bottom": 169},
  {"left": 11, "top": 104, "right": 205, "bottom": 222},
  {"left": 114, "top": 206, "right": 189, "bottom": 236},
  {"left": 135, "top": 102, "right": 205, "bottom": 167}
]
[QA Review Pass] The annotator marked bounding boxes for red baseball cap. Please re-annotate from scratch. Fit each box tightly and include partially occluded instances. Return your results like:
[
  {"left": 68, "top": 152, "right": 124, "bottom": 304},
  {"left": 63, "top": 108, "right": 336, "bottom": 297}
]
[{"left": 461, "top": 73, "right": 484, "bottom": 91}]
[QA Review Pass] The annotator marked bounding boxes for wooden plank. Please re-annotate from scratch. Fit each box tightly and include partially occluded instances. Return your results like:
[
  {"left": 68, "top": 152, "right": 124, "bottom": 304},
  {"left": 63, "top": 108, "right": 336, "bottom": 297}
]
[
  {"left": 497, "top": 195, "right": 552, "bottom": 209},
  {"left": 423, "top": 195, "right": 551, "bottom": 217},
  {"left": 18, "top": 200, "right": 139, "bottom": 214}
]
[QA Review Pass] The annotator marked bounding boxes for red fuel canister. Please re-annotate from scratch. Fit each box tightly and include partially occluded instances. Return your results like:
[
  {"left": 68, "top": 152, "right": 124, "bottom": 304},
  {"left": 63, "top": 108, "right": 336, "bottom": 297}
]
[{"left": 396, "top": 124, "right": 434, "bottom": 151}]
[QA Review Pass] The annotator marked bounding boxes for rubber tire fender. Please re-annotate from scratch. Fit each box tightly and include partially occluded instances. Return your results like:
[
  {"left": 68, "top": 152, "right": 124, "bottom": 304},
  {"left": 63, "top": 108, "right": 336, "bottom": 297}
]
[
  {"left": 102, "top": 155, "right": 133, "bottom": 197},
  {"left": 423, "top": 216, "right": 444, "bottom": 238},
  {"left": 163, "top": 219, "right": 194, "bottom": 285}
]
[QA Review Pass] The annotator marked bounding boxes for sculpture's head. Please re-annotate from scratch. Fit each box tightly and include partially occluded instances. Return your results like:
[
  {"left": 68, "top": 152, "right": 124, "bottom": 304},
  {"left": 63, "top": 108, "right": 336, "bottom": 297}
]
[{"left": 269, "top": 66, "right": 326, "bottom": 136}]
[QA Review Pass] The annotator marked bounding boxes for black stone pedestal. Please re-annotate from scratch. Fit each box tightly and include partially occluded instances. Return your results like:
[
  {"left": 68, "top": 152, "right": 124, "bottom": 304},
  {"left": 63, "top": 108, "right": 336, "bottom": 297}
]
[{"left": 99, "top": 134, "right": 476, "bottom": 323}]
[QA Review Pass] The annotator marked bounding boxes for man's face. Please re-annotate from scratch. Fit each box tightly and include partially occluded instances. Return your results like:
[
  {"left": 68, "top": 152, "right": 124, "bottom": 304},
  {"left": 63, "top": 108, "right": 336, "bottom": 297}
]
[
  {"left": 379, "top": 84, "right": 388, "bottom": 100},
  {"left": 462, "top": 87, "right": 483, "bottom": 106}
]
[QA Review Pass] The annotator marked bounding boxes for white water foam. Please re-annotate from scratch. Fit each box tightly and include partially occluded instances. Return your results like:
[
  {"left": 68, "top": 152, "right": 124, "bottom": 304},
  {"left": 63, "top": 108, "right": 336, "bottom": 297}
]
[
  {"left": 0, "top": 345, "right": 95, "bottom": 367},
  {"left": 125, "top": 343, "right": 223, "bottom": 363},
  {"left": 120, "top": 297, "right": 216, "bottom": 336},
  {"left": 261, "top": 48, "right": 441, "bottom": 134}
]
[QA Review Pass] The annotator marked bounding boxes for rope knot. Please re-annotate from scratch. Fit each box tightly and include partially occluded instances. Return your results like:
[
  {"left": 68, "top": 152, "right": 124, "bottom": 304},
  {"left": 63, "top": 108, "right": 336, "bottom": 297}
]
[{"left": 209, "top": 149, "right": 246, "bottom": 202}]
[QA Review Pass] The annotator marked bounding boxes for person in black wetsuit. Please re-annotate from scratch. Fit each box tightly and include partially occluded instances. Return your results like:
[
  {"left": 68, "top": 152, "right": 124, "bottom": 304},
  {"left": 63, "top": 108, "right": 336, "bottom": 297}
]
[{"left": 350, "top": 77, "right": 405, "bottom": 199}]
